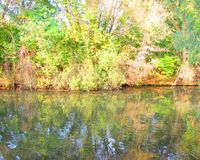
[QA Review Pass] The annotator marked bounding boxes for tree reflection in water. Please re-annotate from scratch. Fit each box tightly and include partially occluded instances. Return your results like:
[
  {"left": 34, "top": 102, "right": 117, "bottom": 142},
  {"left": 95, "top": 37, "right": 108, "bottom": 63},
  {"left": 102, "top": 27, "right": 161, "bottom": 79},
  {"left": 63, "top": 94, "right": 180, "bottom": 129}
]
[{"left": 0, "top": 87, "right": 199, "bottom": 160}]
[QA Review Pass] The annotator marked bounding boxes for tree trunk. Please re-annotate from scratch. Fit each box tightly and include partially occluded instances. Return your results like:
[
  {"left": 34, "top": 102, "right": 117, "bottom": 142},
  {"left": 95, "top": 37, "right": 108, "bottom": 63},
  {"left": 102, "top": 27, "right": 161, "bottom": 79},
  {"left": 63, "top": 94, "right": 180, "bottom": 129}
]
[{"left": 182, "top": 49, "right": 188, "bottom": 64}]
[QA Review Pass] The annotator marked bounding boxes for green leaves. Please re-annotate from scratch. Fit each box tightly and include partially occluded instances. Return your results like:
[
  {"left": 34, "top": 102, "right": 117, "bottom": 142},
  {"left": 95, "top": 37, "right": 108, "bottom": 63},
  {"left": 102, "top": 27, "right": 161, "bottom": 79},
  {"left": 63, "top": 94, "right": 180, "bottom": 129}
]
[
  {"left": 165, "top": 0, "right": 200, "bottom": 65},
  {"left": 0, "top": 22, "right": 19, "bottom": 64},
  {"left": 0, "top": 0, "right": 199, "bottom": 89},
  {"left": 154, "top": 55, "right": 180, "bottom": 77}
]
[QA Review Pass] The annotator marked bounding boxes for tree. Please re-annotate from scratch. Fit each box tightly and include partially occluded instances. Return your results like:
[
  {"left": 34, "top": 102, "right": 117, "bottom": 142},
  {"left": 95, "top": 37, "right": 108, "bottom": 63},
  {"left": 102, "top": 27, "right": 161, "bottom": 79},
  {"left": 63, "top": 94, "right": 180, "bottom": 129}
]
[{"left": 165, "top": 0, "right": 200, "bottom": 64}]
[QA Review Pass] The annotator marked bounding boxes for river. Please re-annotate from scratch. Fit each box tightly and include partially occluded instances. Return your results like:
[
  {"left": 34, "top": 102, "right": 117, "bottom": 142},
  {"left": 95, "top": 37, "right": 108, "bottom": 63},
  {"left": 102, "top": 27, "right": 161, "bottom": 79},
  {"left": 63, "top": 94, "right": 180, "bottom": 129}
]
[{"left": 0, "top": 87, "right": 199, "bottom": 160}]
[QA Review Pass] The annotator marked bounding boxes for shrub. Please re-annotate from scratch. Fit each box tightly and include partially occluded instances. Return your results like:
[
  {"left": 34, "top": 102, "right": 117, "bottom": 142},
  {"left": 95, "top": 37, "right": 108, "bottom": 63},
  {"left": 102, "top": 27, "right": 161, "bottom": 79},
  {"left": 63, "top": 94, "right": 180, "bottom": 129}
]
[
  {"left": 69, "top": 59, "right": 98, "bottom": 91},
  {"left": 96, "top": 51, "right": 125, "bottom": 89},
  {"left": 154, "top": 55, "right": 180, "bottom": 77}
]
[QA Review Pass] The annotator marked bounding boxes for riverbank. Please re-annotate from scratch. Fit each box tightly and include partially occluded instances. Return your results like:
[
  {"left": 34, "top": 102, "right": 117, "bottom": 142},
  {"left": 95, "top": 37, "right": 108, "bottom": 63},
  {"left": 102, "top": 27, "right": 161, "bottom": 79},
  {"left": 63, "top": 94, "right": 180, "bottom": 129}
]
[
  {"left": 1, "top": 67, "right": 200, "bottom": 91},
  {"left": 0, "top": 54, "right": 199, "bottom": 91}
]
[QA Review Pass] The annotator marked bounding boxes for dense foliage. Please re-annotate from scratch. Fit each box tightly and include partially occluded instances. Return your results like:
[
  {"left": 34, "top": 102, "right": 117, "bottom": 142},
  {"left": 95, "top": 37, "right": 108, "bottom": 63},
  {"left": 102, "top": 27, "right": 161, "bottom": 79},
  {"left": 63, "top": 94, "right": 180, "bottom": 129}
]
[{"left": 0, "top": 0, "right": 199, "bottom": 90}]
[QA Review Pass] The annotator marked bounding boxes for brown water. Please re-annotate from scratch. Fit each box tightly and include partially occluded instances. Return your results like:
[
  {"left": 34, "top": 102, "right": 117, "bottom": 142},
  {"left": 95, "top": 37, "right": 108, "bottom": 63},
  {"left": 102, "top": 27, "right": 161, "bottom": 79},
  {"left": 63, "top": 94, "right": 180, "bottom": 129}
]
[{"left": 0, "top": 87, "right": 200, "bottom": 160}]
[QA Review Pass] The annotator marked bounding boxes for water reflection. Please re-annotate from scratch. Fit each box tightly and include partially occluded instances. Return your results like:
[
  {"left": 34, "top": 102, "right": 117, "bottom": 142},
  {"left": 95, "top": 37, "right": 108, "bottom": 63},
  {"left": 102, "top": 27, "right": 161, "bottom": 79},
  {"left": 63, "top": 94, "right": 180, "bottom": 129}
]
[{"left": 0, "top": 87, "right": 199, "bottom": 160}]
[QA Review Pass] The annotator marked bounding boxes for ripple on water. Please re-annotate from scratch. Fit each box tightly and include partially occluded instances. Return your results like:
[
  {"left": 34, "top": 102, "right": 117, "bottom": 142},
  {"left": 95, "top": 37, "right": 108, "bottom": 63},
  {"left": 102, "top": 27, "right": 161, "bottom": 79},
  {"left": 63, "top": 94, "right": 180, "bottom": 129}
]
[
  {"left": 7, "top": 141, "right": 17, "bottom": 149},
  {"left": 15, "top": 155, "right": 21, "bottom": 160},
  {"left": 0, "top": 155, "right": 4, "bottom": 160},
  {"left": 167, "top": 153, "right": 176, "bottom": 160}
]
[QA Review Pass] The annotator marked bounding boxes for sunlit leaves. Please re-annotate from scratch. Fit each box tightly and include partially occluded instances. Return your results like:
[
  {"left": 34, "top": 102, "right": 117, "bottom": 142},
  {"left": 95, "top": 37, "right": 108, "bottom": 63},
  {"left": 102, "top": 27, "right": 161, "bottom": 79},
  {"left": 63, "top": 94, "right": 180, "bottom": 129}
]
[{"left": 165, "top": 0, "right": 200, "bottom": 64}]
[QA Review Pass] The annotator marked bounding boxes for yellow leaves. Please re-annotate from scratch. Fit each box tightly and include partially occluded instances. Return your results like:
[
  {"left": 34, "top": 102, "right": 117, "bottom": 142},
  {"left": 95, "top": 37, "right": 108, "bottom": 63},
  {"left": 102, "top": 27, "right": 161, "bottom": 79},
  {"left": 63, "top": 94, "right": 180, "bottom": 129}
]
[
  {"left": 128, "top": 0, "right": 170, "bottom": 42},
  {"left": 0, "top": 76, "right": 12, "bottom": 89}
]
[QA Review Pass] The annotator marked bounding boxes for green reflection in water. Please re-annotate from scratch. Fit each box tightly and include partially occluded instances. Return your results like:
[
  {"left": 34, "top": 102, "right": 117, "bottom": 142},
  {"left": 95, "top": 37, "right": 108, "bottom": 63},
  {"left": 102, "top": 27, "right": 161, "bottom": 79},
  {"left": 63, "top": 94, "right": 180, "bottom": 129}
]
[{"left": 0, "top": 87, "right": 199, "bottom": 160}]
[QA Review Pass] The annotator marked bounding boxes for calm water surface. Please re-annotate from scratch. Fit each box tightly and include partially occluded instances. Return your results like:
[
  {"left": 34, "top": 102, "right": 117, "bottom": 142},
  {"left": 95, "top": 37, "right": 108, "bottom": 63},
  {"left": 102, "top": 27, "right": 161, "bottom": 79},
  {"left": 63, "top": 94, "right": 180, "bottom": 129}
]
[{"left": 0, "top": 87, "right": 200, "bottom": 160}]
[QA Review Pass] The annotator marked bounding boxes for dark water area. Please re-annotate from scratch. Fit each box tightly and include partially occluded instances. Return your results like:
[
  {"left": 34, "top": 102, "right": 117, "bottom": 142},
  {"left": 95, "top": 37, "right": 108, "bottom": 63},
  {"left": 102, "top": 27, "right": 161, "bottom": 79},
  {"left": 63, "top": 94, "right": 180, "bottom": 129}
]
[{"left": 0, "top": 87, "right": 200, "bottom": 160}]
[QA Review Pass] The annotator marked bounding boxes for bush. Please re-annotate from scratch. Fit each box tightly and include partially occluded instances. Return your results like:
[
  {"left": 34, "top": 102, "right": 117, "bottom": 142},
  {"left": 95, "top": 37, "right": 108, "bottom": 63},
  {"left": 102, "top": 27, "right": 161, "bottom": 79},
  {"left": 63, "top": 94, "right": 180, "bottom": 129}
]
[
  {"left": 96, "top": 51, "right": 125, "bottom": 89},
  {"left": 154, "top": 55, "right": 180, "bottom": 77},
  {"left": 69, "top": 59, "right": 98, "bottom": 91}
]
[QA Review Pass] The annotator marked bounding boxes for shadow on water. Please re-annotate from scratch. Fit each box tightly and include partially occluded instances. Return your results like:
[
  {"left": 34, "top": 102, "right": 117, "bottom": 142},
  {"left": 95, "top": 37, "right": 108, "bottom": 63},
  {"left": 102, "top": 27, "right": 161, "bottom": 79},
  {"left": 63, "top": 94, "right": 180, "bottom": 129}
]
[{"left": 0, "top": 87, "right": 200, "bottom": 160}]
